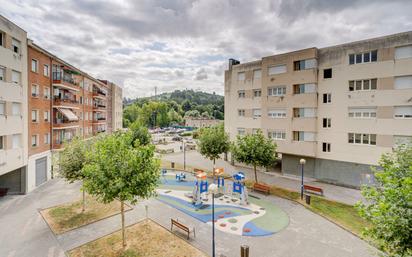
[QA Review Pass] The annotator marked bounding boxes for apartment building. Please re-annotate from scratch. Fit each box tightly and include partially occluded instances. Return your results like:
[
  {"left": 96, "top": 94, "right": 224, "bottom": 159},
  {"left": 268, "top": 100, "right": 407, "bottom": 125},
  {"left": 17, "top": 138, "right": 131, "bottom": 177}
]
[
  {"left": 0, "top": 16, "right": 123, "bottom": 195},
  {"left": 0, "top": 16, "right": 28, "bottom": 194},
  {"left": 225, "top": 31, "right": 412, "bottom": 188},
  {"left": 99, "top": 80, "right": 123, "bottom": 132}
]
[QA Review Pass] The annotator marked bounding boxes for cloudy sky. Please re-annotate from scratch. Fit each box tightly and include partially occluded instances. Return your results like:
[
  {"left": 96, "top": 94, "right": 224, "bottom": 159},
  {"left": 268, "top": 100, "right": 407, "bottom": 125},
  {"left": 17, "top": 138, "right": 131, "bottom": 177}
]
[{"left": 1, "top": 0, "right": 412, "bottom": 98}]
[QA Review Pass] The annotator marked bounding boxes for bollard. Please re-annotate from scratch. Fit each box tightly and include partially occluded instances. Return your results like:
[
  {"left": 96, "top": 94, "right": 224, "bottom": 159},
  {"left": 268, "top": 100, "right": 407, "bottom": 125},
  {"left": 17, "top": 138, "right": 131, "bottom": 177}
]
[
  {"left": 240, "top": 245, "right": 249, "bottom": 257},
  {"left": 305, "top": 194, "right": 311, "bottom": 205},
  {"left": 171, "top": 162, "right": 175, "bottom": 169}
]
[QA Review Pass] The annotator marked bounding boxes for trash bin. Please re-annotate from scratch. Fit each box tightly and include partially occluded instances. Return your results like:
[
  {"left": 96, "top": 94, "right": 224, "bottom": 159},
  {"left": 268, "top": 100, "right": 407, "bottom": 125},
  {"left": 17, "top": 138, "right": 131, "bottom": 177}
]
[
  {"left": 305, "top": 194, "right": 311, "bottom": 205},
  {"left": 171, "top": 162, "right": 175, "bottom": 169},
  {"left": 240, "top": 245, "right": 249, "bottom": 257}
]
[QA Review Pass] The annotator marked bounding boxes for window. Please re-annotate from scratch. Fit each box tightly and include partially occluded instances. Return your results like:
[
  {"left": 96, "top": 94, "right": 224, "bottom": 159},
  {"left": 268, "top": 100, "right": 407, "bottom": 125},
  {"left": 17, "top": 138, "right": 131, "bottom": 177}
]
[
  {"left": 79, "top": 112, "right": 83, "bottom": 120},
  {"left": 268, "top": 109, "right": 286, "bottom": 118},
  {"left": 253, "top": 109, "right": 261, "bottom": 118},
  {"left": 12, "top": 102, "right": 21, "bottom": 115},
  {"left": 237, "top": 72, "right": 245, "bottom": 81},
  {"left": 294, "top": 59, "right": 317, "bottom": 71},
  {"left": 237, "top": 128, "right": 245, "bottom": 136},
  {"left": 348, "top": 107, "right": 377, "bottom": 118},
  {"left": 323, "top": 93, "right": 331, "bottom": 103},
  {"left": 394, "top": 76, "right": 412, "bottom": 89},
  {"left": 0, "top": 66, "right": 5, "bottom": 81},
  {"left": 348, "top": 133, "right": 376, "bottom": 145},
  {"left": 12, "top": 134, "right": 21, "bottom": 148},
  {"left": 268, "top": 131, "right": 286, "bottom": 140},
  {"left": 268, "top": 65, "right": 286, "bottom": 75},
  {"left": 12, "top": 70, "right": 21, "bottom": 84},
  {"left": 44, "top": 87, "right": 50, "bottom": 99},
  {"left": 0, "top": 101, "right": 5, "bottom": 115},
  {"left": 31, "top": 59, "right": 38, "bottom": 72},
  {"left": 238, "top": 90, "right": 245, "bottom": 98},
  {"left": 0, "top": 136, "right": 4, "bottom": 150},
  {"left": 293, "top": 108, "right": 317, "bottom": 118},
  {"left": 0, "top": 31, "right": 3, "bottom": 47},
  {"left": 349, "top": 50, "right": 377, "bottom": 64},
  {"left": 31, "top": 84, "right": 39, "bottom": 97},
  {"left": 349, "top": 79, "right": 377, "bottom": 91},
  {"left": 268, "top": 86, "right": 286, "bottom": 96},
  {"left": 394, "top": 136, "right": 412, "bottom": 147},
  {"left": 44, "top": 133, "right": 50, "bottom": 144},
  {"left": 322, "top": 118, "right": 331, "bottom": 128},
  {"left": 238, "top": 109, "right": 245, "bottom": 117},
  {"left": 293, "top": 131, "right": 316, "bottom": 141},
  {"left": 253, "top": 89, "right": 261, "bottom": 97},
  {"left": 31, "top": 135, "right": 38, "bottom": 147},
  {"left": 31, "top": 110, "right": 38, "bottom": 122},
  {"left": 322, "top": 143, "right": 331, "bottom": 152},
  {"left": 293, "top": 83, "right": 316, "bottom": 94},
  {"left": 12, "top": 38, "right": 21, "bottom": 54},
  {"left": 80, "top": 96, "right": 83, "bottom": 104},
  {"left": 394, "top": 106, "right": 412, "bottom": 118},
  {"left": 323, "top": 68, "right": 332, "bottom": 79},
  {"left": 395, "top": 45, "right": 412, "bottom": 60},
  {"left": 253, "top": 69, "right": 261, "bottom": 79},
  {"left": 44, "top": 110, "right": 50, "bottom": 122},
  {"left": 44, "top": 65, "right": 49, "bottom": 77}
]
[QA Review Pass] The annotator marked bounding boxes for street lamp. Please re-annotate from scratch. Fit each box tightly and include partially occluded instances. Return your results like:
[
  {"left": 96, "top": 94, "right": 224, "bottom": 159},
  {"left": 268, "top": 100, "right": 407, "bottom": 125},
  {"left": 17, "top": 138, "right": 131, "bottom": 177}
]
[
  {"left": 208, "top": 183, "right": 218, "bottom": 257},
  {"left": 182, "top": 139, "right": 186, "bottom": 171},
  {"left": 300, "top": 158, "right": 306, "bottom": 200}
]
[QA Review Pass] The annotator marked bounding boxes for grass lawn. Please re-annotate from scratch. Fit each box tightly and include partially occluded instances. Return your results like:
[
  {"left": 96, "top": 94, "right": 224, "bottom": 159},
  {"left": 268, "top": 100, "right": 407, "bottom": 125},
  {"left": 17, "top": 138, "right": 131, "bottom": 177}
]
[
  {"left": 68, "top": 219, "right": 207, "bottom": 257},
  {"left": 41, "top": 194, "right": 130, "bottom": 234}
]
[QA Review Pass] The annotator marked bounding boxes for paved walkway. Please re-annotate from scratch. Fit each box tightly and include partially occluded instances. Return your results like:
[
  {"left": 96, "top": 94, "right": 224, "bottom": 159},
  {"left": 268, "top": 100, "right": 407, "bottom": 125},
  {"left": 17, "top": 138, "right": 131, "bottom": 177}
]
[
  {"left": 162, "top": 151, "right": 363, "bottom": 205},
  {"left": 0, "top": 178, "right": 376, "bottom": 257}
]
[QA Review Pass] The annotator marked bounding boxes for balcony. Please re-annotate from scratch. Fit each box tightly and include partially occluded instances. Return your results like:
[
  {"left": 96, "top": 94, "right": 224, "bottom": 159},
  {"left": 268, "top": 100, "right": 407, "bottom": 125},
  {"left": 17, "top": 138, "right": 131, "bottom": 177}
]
[
  {"left": 53, "top": 118, "right": 79, "bottom": 129},
  {"left": 93, "top": 102, "right": 107, "bottom": 110},
  {"left": 279, "top": 141, "right": 317, "bottom": 157},
  {"left": 92, "top": 88, "right": 107, "bottom": 99},
  {"left": 53, "top": 96, "right": 80, "bottom": 109},
  {"left": 52, "top": 71, "right": 79, "bottom": 92},
  {"left": 291, "top": 117, "right": 317, "bottom": 131}
]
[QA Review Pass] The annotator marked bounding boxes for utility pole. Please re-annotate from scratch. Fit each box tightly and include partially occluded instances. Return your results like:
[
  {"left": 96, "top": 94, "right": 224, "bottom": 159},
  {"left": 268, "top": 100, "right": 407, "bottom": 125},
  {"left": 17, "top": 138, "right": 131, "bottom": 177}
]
[{"left": 154, "top": 86, "right": 157, "bottom": 101}]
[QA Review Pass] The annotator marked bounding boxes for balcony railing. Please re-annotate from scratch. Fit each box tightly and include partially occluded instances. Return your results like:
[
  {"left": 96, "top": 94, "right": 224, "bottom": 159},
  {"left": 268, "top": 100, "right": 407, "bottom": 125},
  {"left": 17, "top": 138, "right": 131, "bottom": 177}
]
[
  {"left": 53, "top": 71, "right": 79, "bottom": 86},
  {"left": 54, "top": 96, "right": 79, "bottom": 105},
  {"left": 93, "top": 90, "right": 107, "bottom": 97},
  {"left": 54, "top": 118, "right": 78, "bottom": 125}
]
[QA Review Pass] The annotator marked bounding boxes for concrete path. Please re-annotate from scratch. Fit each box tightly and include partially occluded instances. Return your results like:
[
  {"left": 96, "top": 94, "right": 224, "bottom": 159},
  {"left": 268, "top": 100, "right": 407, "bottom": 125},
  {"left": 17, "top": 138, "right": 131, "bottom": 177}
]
[
  {"left": 162, "top": 151, "right": 363, "bottom": 205},
  {"left": 0, "top": 178, "right": 376, "bottom": 257}
]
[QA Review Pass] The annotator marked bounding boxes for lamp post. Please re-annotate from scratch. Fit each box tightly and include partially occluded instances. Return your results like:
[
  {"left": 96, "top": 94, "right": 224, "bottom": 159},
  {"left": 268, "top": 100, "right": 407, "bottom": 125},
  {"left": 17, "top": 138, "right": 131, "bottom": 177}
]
[
  {"left": 300, "top": 158, "right": 306, "bottom": 200},
  {"left": 208, "top": 183, "right": 218, "bottom": 257},
  {"left": 182, "top": 139, "right": 186, "bottom": 171}
]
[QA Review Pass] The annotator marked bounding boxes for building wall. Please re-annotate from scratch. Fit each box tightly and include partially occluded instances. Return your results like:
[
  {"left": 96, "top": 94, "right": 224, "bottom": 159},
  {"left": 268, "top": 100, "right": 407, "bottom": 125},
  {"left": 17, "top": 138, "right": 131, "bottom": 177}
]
[
  {"left": 185, "top": 118, "right": 223, "bottom": 128},
  {"left": 225, "top": 32, "right": 412, "bottom": 188},
  {"left": 111, "top": 82, "right": 123, "bottom": 131},
  {"left": 0, "top": 16, "right": 28, "bottom": 193}
]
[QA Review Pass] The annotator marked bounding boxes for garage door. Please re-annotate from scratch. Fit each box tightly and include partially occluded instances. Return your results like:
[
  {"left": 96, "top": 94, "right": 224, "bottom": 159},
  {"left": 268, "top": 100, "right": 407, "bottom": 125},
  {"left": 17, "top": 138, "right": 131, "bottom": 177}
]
[{"left": 35, "top": 157, "right": 47, "bottom": 186}]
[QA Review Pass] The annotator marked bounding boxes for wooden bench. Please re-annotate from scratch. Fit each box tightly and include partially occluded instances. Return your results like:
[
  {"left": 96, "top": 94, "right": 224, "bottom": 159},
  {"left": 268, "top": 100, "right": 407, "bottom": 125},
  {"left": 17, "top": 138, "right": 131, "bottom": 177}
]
[
  {"left": 304, "top": 185, "right": 324, "bottom": 196},
  {"left": 171, "top": 218, "right": 195, "bottom": 240},
  {"left": 252, "top": 183, "right": 271, "bottom": 195}
]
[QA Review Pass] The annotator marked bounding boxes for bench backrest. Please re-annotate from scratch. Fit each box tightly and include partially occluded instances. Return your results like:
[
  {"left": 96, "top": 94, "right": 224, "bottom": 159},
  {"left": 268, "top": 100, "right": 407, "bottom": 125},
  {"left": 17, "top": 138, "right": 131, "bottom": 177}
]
[
  {"left": 304, "top": 185, "right": 322, "bottom": 192},
  {"left": 254, "top": 183, "right": 270, "bottom": 190},
  {"left": 171, "top": 219, "right": 189, "bottom": 232}
]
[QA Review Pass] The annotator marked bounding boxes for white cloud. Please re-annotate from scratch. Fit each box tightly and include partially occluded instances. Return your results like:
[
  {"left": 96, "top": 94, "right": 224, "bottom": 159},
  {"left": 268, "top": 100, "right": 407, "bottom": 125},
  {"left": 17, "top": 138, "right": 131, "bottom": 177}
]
[{"left": 1, "top": 0, "right": 411, "bottom": 98}]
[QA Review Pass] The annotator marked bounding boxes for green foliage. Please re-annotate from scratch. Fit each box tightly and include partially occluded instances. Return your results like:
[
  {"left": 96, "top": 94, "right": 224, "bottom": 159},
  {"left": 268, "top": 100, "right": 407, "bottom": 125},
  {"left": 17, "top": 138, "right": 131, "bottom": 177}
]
[
  {"left": 197, "top": 124, "right": 230, "bottom": 163},
  {"left": 356, "top": 146, "right": 412, "bottom": 257},
  {"left": 129, "top": 121, "right": 151, "bottom": 146},
  {"left": 83, "top": 132, "right": 160, "bottom": 204},
  {"left": 123, "top": 89, "right": 224, "bottom": 127},
  {"left": 59, "top": 136, "right": 89, "bottom": 183},
  {"left": 231, "top": 130, "right": 277, "bottom": 182}
]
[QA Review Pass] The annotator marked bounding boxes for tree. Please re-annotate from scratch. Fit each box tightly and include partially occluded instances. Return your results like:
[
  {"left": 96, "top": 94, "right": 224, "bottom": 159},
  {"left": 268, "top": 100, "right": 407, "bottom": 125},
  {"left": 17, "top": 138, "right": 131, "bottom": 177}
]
[
  {"left": 197, "top": 124, "right": 230, "bottom": 179},
  {"left": 129, "top": 121, "right": 151, "bottom": 146},
  {"left": 231, "top": 130, "right": 277, "bottom": 183},
  {"left": 83, "top": 132, "right": 160, "bottom": 248},
  {"left": 59, "top": 136, "right": 90, "bottom": 212},
  {"left": 167, "top": 109, "right": 183, "bottom": 125},
  {"left": 356, "top": 146, "right": 412, "bottom": 257}
]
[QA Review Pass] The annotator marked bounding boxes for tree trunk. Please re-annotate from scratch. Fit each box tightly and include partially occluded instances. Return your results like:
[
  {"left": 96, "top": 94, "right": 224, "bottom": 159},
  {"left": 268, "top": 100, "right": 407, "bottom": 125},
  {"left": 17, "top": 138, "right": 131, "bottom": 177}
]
[
  {"left": 82, "top": 182, "right": 85, "bottom": 212},
  {"left": 213, "top": 159, "right": 216, "bottom": 182},
  {"left": 254, "top": 164, "right": 258, "bottom": 183},
  {"left": 121, "top": 201, "right": 126, "bottom": 248}
]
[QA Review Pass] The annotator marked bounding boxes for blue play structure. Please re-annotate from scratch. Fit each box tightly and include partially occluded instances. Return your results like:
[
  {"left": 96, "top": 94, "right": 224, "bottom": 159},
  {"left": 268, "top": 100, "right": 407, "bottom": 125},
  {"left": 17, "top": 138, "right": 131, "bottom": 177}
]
[
  {"left": 232, "top": 172, "right": 248, "bottom": 205},
  {"left": 176, "top": 172, "right": 186, "bottom": 182}
]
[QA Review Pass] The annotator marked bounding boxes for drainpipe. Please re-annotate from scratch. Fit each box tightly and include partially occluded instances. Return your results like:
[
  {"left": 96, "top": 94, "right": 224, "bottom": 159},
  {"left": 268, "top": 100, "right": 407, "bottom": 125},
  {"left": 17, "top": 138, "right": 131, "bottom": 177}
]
[{"left": 50, "top": 56, "right": 54, "bottom": 179}]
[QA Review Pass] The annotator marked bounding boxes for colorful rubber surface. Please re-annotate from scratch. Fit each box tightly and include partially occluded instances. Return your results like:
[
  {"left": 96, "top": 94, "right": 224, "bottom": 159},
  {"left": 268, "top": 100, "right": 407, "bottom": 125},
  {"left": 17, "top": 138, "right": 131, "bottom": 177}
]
[{"left": 157, "top": 171, "right": 289, "bottom": 237}]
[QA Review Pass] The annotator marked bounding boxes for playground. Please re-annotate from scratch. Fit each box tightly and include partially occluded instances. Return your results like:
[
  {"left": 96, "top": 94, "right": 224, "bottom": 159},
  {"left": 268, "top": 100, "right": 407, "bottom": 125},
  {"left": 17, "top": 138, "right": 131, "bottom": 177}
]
[{"left": 157, "top": 169, "right": 289, "bottom": 237}]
